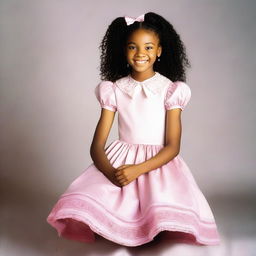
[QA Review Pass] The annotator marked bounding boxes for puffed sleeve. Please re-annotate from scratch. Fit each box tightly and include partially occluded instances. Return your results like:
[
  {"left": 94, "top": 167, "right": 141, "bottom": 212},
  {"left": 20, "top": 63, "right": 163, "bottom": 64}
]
[
  {"left": 164, "top": 81, "right": 191, "bottom": 111},
  {"left": 94, "top": 81, "right": 117, "bottom": 112}
]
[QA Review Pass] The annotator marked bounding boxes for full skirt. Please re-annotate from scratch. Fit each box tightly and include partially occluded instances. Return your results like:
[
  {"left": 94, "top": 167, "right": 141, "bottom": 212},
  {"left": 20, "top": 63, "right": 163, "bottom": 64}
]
[{"left": 46, "top": 139, "right": 221, "bottom": 247}]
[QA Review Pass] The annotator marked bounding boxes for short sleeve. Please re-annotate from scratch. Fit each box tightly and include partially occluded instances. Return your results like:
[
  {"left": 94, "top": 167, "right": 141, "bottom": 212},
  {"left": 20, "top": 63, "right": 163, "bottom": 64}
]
[
  {"left": 164, "top": 81, "right": 191, "bottom": 111},
  {"left": 94, "top": 81, "right": 117, "bottom": 112}
]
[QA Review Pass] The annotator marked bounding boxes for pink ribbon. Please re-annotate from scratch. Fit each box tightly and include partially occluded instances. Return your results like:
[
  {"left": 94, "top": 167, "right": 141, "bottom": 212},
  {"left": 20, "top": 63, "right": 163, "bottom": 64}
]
[{"left": 124, "top": 14, "right": 145, "bottom": 26}]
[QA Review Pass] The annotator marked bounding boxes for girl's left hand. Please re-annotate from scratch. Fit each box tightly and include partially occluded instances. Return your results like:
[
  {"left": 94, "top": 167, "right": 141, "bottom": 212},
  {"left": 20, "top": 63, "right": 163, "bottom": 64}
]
[{"left": 114, "top": 164, "right": 143, "bottom": 187}]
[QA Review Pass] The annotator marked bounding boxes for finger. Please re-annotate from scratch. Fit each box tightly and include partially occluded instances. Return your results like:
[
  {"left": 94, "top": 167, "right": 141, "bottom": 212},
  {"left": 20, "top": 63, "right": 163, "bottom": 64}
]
[
  {"left": 115, "top": 172, "right": 124, "bottom": 178},
  {"left": 110, "top": 179, "right": 121, "bottom": 187},
  {"left": 115, "top": 182, "right": 122, "bottom": 188},
  {"left": 116, "top": 175, "right": 125, "bottom": 182},
  {"left": 115, "top": 170, "right": 127, "bottom": 177},
  {"left": 121, "top": 181, "right": 129, "bottom": 186},
  {"left": 115, "top": 170, "right": 121, "bottom": 174},
  {"left": 116, "top": 181, "right": 122, "bottom": 187},
  {"left": 115, "top": 179, "right": 122, "bottom": 185},
  {"left": 117, "top": 177, "right": 127, "bottom": 184}
]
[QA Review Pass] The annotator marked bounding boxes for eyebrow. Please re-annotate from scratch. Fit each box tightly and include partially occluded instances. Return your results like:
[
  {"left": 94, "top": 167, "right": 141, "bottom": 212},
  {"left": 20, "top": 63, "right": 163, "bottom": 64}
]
[{"left": 127, "top": 42, "right": 155, "bottom": 45}]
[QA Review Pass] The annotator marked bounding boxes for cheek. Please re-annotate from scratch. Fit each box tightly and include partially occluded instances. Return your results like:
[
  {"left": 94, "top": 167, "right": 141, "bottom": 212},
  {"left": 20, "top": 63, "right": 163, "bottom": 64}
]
[
  {"left": 149, "top": 53, "right": 157, "bottom": 59},
  {"left": 126, "top": 51, "right": 134, "bottom": 58}
]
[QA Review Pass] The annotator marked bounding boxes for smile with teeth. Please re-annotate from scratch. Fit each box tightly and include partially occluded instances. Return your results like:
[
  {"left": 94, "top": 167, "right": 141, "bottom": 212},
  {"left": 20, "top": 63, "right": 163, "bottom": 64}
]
[{"left": 134, "top": 60, "right": 148, "bottom": 64}]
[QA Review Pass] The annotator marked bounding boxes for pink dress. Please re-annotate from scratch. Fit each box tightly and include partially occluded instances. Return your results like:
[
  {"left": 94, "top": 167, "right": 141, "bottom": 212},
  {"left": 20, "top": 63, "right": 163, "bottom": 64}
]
[{"left": 46, "top": 72, "right": 221, "bottom": 247}]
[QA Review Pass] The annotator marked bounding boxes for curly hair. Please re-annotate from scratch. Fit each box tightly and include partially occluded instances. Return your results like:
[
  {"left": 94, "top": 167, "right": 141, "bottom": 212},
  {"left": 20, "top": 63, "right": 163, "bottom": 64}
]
[{"left": 98, "top": 12, "right": 191, "bottom": 82}]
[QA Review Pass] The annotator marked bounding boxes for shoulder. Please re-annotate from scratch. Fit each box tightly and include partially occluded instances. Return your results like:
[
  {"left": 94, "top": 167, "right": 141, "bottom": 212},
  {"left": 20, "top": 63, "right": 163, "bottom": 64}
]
[
  {"left": 164, "top": 80, "right": 192, "bottom": 111},
  {"left": 114, "top": 76, "right": 130, "bottom": 91},
  {"left": 166, "top": 80, "right": 191, "bottom": 97},
  {"left": 94, "top": 80, "right": 117, "bottom": 98},
  {"left": 95, "top": 80, "right": 116, "bottom": 92},
  {"left": 94, "top": 80, "right": 117, "bottom": 112}
]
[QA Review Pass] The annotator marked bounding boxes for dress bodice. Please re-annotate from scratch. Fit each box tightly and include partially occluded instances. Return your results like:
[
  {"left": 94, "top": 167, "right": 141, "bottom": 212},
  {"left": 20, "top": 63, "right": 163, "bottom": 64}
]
[{"left": 95, "top": 72, "right": 191, "bottom": 145}]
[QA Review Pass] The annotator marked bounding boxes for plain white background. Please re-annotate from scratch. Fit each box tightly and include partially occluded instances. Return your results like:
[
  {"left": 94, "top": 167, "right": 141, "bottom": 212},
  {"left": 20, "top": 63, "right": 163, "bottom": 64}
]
[{"left": 1, "top": 0, "right": 256, "bottom": 255}]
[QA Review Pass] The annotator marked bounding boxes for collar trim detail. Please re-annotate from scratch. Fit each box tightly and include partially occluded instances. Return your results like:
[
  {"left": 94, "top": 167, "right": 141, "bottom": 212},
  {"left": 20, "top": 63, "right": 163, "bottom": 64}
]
[{"left": 115, "top": 72, "right": 172, "bottom": 98}]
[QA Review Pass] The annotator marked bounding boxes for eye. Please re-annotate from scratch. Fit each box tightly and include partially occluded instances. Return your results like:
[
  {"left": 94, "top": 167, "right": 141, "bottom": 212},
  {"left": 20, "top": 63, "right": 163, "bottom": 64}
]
[
  {"left": 146, "top": 46, "right": 153, "bottom": 50},
  {"left": 128, "top": 45, "right": 135, "bottom": 50}
]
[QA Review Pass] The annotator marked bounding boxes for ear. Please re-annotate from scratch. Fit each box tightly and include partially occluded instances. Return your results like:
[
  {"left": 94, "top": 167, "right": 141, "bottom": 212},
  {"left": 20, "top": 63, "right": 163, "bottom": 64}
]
[{"left": 157, "top": 45, "right": 162, "bottom": 57}]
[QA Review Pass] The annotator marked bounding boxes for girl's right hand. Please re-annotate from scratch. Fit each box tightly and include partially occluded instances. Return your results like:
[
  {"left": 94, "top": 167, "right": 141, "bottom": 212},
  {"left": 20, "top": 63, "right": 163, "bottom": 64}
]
[{"left": 103, "top": 170, "right": 122, "bottom": 187}]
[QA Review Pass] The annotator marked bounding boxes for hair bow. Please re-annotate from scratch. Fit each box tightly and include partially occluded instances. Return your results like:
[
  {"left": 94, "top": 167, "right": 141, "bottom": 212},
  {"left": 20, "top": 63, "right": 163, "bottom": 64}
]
[{"left": 124, "top": 14, "right": 145, "bottom": 26}]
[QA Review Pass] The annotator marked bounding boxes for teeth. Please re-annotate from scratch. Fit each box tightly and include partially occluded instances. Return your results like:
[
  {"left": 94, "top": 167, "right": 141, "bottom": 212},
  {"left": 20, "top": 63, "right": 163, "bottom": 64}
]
[{"left": 135, "top": 60, "right": 147, "bottom": 63}]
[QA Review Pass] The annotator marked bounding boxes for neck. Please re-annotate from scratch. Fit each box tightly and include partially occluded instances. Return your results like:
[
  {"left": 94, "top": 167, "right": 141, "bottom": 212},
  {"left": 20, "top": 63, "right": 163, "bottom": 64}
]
[{"left": 130, "top": 70, "right": 156, "bottom": 82}]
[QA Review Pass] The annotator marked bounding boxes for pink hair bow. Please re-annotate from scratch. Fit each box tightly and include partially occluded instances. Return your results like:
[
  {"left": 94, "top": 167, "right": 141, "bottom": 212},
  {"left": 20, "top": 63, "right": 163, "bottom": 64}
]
[{"left": 124, "top": 14, "right": 145, "bottom": 26}]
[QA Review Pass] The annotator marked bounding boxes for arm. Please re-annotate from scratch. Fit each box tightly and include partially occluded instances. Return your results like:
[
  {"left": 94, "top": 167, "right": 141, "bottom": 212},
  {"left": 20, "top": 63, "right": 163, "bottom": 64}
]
[
  {"left": 136, "top": 108, "right": 182, "bottom": 174},
  {"left": 90, "top": 108, "right": 116, "bottom": 175}
]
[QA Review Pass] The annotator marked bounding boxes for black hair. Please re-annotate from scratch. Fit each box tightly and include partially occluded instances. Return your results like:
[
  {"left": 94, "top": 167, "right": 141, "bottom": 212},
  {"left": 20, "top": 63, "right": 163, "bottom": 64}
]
[{"left": 98, "top": 12, "right": 191, "bottom": 82}]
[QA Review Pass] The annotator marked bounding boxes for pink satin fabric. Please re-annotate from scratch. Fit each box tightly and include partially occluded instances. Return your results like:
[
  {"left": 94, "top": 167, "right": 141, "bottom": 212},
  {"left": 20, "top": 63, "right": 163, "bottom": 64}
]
[{"left": 46, "top": 72, "right": 221, "bottom": 246}]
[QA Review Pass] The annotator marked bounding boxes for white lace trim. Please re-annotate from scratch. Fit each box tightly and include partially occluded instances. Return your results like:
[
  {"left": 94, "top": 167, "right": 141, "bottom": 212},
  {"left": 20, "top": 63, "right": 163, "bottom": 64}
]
[{"left": 114, "top": 72, "right": 172, "bottom": 98}]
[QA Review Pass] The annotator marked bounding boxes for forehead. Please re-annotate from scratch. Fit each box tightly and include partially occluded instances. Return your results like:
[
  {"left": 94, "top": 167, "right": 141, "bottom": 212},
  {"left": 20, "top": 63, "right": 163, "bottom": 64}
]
[{"left": 127, "top": 29, "right": 159, "bottom": 44}]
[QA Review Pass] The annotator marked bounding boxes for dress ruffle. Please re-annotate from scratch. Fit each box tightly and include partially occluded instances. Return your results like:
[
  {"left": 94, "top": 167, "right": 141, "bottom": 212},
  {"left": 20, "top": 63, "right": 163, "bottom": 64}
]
[{"left": 47, "top": 139, "right": 220, "bottom": 247}]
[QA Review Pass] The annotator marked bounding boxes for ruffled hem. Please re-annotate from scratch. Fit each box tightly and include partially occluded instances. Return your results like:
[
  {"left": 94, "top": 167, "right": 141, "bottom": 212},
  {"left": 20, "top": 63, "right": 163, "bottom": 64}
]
[{"left": 47, "top": 194, "right": 220, "bottom": 247}]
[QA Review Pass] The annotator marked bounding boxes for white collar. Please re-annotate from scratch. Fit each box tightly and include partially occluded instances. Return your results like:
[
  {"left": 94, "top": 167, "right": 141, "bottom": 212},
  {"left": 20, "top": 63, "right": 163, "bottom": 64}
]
[{"left": 115, "top": 71, "right": 171, "bottom": 98}]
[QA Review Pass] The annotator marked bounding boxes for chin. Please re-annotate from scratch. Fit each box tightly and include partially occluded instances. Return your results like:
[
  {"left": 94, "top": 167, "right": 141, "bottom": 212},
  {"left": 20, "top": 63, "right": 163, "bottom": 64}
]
[{"left": 131, "top": 65, "right": 153, "bottom": 72}]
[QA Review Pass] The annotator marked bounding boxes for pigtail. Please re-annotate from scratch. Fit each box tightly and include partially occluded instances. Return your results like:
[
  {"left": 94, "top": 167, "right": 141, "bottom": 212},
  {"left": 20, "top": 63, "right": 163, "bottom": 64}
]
[
  {"left": 144, "top": 12, "right": 191, "bottom": 82},
  {"left": 99, "top": 17, "right": 129, "bottom": 82}
]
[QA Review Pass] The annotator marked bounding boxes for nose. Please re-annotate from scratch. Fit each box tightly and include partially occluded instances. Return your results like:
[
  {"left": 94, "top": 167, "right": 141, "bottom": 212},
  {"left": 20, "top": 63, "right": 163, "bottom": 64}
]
[{"left": 136, "top": 48, "right": 146, "bottom": 57}]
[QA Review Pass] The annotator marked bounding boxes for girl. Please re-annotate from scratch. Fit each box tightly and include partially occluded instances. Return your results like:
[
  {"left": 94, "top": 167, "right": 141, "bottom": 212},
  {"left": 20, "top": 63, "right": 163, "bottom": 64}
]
[{"left": 47, "top": 12, "right": 221, "bottom": 247}]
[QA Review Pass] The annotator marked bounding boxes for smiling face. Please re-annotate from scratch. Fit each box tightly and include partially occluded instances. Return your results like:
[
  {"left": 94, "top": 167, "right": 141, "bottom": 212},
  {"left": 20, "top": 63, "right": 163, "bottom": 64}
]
[{"left": 124, "top": 28, "right": 162, "bottom": 78}]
